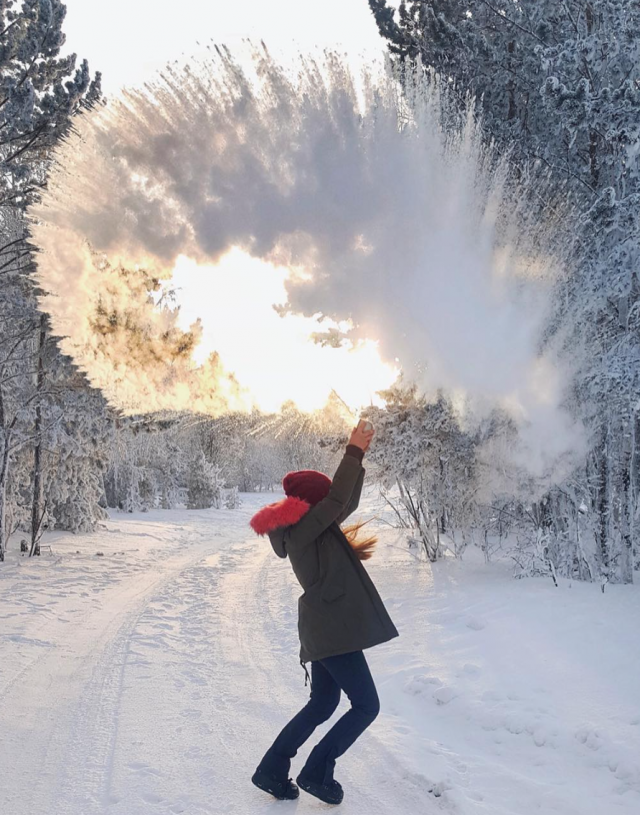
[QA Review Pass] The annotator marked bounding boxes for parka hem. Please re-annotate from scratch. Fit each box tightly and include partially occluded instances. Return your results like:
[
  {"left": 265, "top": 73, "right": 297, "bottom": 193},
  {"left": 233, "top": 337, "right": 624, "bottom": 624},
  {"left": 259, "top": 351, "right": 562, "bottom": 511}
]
[{"left": 300, "top": 627, "right": 399, "bottom": 665}]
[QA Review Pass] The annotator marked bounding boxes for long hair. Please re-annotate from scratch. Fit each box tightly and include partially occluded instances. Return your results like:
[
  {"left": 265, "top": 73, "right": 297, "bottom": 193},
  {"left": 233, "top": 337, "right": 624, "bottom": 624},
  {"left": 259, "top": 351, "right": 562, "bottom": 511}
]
[{"left": 342, "top": 520, "right": 377, "bottom": 561}]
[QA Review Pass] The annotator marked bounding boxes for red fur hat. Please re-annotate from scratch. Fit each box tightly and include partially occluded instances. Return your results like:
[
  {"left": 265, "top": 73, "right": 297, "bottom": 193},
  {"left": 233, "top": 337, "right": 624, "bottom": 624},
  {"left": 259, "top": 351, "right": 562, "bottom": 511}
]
[{"left": 282, "top": 469, "right": 331, "bottom": 506}]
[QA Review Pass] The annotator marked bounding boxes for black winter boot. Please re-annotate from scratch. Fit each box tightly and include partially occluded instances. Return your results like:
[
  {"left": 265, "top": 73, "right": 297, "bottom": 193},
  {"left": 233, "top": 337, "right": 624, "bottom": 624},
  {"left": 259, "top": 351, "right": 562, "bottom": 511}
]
[
  {"left": 296, "top": 773, "right": 344, "bottom": 805},
  {"left": 251, "top": 768, "right": 299, "bottom": 800}
]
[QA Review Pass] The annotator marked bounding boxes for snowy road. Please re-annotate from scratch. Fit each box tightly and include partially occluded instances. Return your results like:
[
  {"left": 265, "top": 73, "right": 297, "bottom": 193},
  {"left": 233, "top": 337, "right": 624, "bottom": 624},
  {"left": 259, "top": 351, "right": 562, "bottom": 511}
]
[
  {"left": 0, "top": 513, "right": 240, "bottom": 815},
  {"left": 2, "top": 496, "right": 639, "bottom": 815}
]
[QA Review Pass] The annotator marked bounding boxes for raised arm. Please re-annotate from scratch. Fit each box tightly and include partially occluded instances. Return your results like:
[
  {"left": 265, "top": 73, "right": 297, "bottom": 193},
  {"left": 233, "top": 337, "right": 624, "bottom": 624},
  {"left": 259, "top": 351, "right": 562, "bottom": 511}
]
[
  {"left": 335, "top": 446, "right": 365, "bottom": 525},
  {"left": 286, "top": 424, "right": 374, "bottom": 550},
  {"left": 286, "top": 451, "right": 364, "bottom": 550}
]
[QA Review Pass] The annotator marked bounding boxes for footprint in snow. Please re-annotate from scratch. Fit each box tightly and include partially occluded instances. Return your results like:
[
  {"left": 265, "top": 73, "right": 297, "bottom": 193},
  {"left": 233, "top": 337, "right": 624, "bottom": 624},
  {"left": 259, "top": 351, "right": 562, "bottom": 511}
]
[
  {"left": 465, "top": 617, "right": 486, "bottom": 630},
  {"left": 127, "top": 762, "right": 161, "bottom": 777},
  {"left": 404, "top": 674, "right": 442, "bottom": 696},
  {"left": 140, "top": 791, "right": 163, "bottom": 804},
  {"left": 575, "top": 724, "right": 607, "bottom": 751},
  {"left": 403, "top": 770, "right": 448, "bottom": 798},
  {"left": 433, "top": 686, "right": 459, "bottom": 706}
]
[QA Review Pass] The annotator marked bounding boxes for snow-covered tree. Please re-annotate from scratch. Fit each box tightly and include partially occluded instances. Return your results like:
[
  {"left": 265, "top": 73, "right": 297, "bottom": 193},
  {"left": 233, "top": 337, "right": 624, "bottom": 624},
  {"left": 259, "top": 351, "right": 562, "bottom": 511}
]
[
  {"left": 33, "top": 352, "right": 111, "bottom": 533},
  {"left": 365, "top": 386, "right": 479, "bottom": 561},
  {"left": 187, "top": 450, "right": 223, "bottom": 510},
  {"left": 224, "top": 485, "right": 241, "bottom": 509},
  {"left": 370, "top": 1, "right": 640, "bottom": 582},
  {"left": 0, "top": 1, "right": 101, "bottom": 211},
  {"left": 196, "top": 402, "right": 342, "bottom": 494},
  {"left": 157, "top": 441, "right": 182, "bottom": 509},
  {"left": 105, "top": 416, "right": 179, "bottom": 512},
  {"left": 0, "top": 1, "right": 100, "bottom": 559}
]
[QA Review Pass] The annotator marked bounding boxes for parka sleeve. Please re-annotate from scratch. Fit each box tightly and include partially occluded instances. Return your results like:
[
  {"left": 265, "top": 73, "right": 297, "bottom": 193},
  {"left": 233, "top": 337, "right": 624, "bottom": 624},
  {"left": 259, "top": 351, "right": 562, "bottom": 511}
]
[
  {"left": 335, "top": 467, "right": 365, "bottom": 525},
  {"left": 286, "top": 452, "right": 364, "bottom": 551}
]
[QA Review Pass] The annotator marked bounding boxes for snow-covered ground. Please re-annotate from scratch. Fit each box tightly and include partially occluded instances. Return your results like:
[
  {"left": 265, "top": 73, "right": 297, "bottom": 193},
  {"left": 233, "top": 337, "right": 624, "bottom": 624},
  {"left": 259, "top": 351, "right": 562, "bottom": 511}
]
[{"left": 1, "top": 490, "right": 639, "bottom": 815}]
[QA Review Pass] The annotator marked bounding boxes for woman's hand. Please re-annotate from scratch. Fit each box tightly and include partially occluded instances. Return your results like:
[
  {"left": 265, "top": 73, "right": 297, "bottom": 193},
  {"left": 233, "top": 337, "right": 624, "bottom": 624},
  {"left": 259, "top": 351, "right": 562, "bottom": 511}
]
[{"left": 349, "top": 422, "right": 375, "bottom": 452}]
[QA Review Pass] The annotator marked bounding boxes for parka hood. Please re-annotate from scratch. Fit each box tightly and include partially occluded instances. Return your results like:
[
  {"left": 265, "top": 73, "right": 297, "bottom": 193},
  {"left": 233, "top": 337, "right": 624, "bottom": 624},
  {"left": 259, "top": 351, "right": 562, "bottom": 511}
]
[{"left": 249, "top": 496, "right": 311, "bottom": 558}]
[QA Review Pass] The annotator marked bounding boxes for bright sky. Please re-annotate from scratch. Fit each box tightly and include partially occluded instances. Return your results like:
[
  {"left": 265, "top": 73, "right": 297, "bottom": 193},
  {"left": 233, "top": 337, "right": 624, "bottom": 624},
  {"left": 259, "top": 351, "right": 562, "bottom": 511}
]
[{"left": 62, "top": 0, "right": 386, "bottom": 92}]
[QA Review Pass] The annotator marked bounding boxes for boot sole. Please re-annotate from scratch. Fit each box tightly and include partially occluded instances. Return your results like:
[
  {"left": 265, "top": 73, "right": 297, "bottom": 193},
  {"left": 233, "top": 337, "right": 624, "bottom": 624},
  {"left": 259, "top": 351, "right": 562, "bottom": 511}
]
[
  {"left": 252, "top": 769, "right": 299, "bottom": 800},
  {"left": 296, "top": 776, "right": 343, "bottom": 805}
]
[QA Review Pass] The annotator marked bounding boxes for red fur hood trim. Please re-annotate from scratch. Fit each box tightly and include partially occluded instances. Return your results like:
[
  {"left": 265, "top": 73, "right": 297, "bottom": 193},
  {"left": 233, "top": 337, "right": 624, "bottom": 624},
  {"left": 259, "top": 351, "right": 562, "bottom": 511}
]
[{"left": 250, "top": 496, "right": 311, "bottom": 536}]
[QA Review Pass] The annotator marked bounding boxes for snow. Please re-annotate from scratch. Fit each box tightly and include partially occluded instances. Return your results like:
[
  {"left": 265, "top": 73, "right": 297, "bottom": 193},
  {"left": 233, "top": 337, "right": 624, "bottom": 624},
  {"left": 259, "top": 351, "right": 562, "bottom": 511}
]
[{"left": 1, "top": 491, "right": 639, "bottom": 815}]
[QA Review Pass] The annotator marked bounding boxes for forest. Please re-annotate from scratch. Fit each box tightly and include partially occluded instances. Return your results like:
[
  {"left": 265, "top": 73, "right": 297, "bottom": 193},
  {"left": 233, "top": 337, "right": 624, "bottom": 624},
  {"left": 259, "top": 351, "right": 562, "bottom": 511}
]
[{"left": 1, "top": 0, "right": 639, "bottom": 589}]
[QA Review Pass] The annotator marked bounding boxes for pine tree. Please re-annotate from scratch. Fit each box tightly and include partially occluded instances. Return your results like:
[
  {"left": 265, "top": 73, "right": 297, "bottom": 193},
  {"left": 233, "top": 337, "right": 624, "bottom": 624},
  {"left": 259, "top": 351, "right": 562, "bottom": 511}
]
[
  {"left": 41, "top": 357, "right": 111, "bottom": 532},
  {"left": 187, "top": 451, "right": 223, "bottom": 510},
  {"left": 370, "top": 1, "right": 640, "bottom": 581},
  {"left": 158, "top": 443, "right": 182, "bottom": 509},
  {"left": 0, "top": 1, "right": 100, "bottom": 560}
]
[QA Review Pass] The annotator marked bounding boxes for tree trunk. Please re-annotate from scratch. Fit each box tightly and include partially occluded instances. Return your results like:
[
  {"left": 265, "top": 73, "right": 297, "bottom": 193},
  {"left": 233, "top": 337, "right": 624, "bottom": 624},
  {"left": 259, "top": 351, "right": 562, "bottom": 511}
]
[
  {"left": 0, "top": 383, "right": 9, "bottom": 562},
  {"left": 30, "top": 314, "right": 47, "bottom": 557},
  {"left": 632, "top": 409, "right": 640, "bottom": 570},
  {"left": 507, "top": 40, "right": 517, "bottom": 122},
  {"left": 619, "top": 412, "right": 634, "bottom": 583},
  {"left": 594, "top": 422, "right": 610, "bottom": 583}
]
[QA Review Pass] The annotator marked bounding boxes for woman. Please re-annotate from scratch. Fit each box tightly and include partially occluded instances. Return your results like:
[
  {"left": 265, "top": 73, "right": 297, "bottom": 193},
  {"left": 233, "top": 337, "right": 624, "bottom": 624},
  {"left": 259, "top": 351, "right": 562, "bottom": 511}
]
[{"left": 249, "top": 423, "right": 399, "bottom": 805}]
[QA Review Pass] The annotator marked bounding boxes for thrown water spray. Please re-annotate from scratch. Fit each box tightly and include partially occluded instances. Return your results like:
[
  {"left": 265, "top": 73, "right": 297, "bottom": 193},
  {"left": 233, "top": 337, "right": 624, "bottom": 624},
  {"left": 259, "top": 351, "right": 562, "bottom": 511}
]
[{"left": 30, "top": 44, "right": 582, "bottom": 476}]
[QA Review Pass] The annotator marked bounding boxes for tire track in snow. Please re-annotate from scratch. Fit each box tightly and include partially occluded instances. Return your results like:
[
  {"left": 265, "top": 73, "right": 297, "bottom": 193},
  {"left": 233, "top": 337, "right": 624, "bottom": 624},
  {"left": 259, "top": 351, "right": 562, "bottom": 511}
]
[{"left": 8, "top": 525, "right": 231, "bottom": 815}]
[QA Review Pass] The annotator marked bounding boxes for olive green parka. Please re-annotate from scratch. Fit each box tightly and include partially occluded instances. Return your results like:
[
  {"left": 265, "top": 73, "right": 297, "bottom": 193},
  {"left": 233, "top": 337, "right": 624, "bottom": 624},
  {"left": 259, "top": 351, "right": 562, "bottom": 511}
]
[{"left": 253, "top": 452, "right": 399, "bottom": 664}]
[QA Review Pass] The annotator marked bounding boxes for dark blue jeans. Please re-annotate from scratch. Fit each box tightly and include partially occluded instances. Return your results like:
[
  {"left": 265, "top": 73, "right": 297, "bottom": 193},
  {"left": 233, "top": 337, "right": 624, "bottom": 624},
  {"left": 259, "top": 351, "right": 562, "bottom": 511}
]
[{"left": 257, "top": 650, "right": 380, "bottom": 784}]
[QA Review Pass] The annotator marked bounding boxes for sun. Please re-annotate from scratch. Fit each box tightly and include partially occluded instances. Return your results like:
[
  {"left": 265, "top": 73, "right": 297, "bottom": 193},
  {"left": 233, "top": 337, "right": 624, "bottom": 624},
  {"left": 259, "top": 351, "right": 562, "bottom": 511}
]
[{"left": 171, "top": 248, "right": 398, "bottom": 415}]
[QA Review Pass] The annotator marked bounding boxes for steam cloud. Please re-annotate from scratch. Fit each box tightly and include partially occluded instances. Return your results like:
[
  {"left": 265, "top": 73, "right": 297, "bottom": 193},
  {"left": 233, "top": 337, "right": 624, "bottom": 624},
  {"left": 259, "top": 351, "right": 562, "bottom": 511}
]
[{"left": 30, "top": 45, "right": 584, "bottom": 480}]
